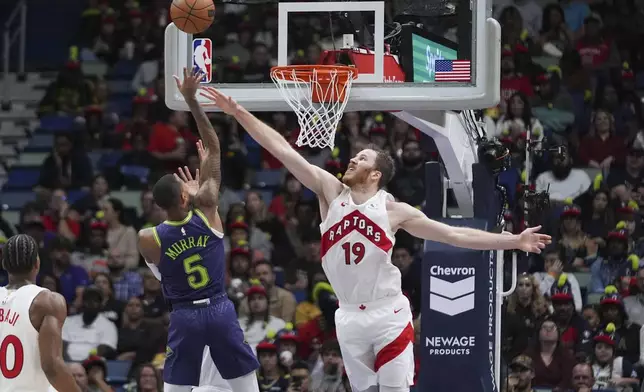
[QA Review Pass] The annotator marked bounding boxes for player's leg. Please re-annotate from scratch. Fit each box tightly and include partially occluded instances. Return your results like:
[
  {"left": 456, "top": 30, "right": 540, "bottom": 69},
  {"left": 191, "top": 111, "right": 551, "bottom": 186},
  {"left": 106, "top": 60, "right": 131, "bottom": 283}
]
[
  {"left": 204, "top": 298, "right": 260, "bottom": 391},
  {"left": 163, "top": 308, "right": 207, "bottom": 388},
  {"left": 371, "top": 296, "right": 415, "bottom": 392},
  {"left": 335, "top": 307, "right": 378, "bottom": 391}
]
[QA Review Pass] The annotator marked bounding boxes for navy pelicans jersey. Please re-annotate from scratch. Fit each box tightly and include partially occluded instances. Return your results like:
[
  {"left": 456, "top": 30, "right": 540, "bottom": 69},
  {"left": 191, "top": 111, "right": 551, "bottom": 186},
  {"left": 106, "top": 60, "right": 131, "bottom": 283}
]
[{"left": 153, "top": 209, "right": 225, "bottom": 303}]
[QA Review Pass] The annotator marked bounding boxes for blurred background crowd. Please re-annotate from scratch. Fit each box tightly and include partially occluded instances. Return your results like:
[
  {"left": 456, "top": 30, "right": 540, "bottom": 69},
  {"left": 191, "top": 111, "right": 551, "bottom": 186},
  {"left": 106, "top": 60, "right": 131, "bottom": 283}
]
[{"left": 5, "top": 0, "right": 644, "bottom": 391}]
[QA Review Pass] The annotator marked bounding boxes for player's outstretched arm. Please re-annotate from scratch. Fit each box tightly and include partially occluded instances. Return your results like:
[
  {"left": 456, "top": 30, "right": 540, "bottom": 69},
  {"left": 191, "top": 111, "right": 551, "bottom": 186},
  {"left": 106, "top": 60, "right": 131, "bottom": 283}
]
[
  {"left": 174, "top": 68, "right": 225, "bottom": 229},
  {"left": 389, "top": 201, "right": 552, "bottom": 253},
  {"left": 174, "top": 67, "right": 221, "bottom": 190},
  {"left": 33, "top": 291, "right": 82, "bottom": 392},
  {"left": 200, "top": 86, "right": 344, "bottom": 203}
]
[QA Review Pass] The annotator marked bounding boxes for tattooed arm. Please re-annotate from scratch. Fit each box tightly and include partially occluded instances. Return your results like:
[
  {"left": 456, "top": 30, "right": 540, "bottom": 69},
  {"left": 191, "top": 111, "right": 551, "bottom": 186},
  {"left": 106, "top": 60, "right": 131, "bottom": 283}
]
[{"left": 174, "top": 67, "right": 223, "bottom": 232}]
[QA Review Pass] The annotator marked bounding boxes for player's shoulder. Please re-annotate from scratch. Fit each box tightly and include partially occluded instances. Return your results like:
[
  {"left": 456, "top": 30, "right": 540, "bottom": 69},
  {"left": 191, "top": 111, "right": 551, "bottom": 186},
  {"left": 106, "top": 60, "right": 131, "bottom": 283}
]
[
  {"left": 385, "top": 199, "right": 407, "bottom": 212},
  {"left": 138, "top": 226, "right": 155, "bottom": 238},
  {"left": 138, "top": 227, "right": 160, "bottom": 246},
  {"left": 386, "top": 200, "right": 423, "bottom": 223},
  {"left": 31, "top": 290, "right": 66, "bottom": 316},
  {"left": 29, "top": 290, "right": 67, "bottom": 331}
]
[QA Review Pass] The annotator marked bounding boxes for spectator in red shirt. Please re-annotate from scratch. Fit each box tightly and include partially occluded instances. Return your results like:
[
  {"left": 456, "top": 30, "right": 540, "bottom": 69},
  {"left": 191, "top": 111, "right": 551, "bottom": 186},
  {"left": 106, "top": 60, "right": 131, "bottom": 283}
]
[
  {"left": 526, "top": 318, "right": 575, "bottom": 390},
  {"left": 576, "top": 14, "right": 620, "bottom": 71},
  {"left": 148, "top": 111, "right": 192, "bottom": 169},
  {"left": 579, "top": 109, "right": 626, "bottom": 169},
  {"left": 42, "top": 188, "right": 81, "bottom": 242},
  {"left": 269, "top": 173, "right": 303, "bottom": 223},
  {"left": 500, "top": 49, "right": 534, "bottom": 114}
]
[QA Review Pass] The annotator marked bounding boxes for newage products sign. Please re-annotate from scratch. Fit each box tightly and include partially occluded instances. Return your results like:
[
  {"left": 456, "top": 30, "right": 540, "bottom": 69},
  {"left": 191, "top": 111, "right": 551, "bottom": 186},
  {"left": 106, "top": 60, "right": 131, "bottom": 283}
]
[{"left": 421, "top": 219, "right": 498, "bottom": 392}]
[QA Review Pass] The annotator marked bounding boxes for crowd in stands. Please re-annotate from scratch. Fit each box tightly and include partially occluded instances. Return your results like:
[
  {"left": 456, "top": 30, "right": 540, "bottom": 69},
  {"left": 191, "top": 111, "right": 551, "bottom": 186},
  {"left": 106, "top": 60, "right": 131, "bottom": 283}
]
[{"left": 5, "top": 0, "right": 644, "bottom": 391}]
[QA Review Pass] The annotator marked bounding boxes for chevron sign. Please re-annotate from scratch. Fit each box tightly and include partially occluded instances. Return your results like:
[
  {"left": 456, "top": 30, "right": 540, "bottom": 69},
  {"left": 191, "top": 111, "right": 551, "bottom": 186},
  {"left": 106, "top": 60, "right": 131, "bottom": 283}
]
[{"left": 429, "top": 276, "right": 475, "bottom": 316}]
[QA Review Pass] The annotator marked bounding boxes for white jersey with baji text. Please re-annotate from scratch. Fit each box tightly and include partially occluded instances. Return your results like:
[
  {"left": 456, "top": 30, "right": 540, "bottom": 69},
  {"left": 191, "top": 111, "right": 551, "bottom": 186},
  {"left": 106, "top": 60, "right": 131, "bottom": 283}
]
[
  {"left": 0, "top": 284, "right": 50, "bottom": 392},
  {"left": 319, "top": 187, "right": 401, "bottom": 305}
]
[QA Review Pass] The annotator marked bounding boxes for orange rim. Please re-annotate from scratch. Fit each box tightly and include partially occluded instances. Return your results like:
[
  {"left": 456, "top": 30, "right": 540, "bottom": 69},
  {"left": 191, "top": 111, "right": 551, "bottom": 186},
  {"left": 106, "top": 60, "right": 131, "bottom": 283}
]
[{"left": 270, "top": 65, "right": 358, "bottom": 83}]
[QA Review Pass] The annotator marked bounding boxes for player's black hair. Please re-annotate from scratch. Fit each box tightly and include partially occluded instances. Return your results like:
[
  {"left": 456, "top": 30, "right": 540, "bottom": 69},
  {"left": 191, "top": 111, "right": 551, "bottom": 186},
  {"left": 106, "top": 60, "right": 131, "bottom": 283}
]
[
  {"left": 2, "top": 234, "right": 39, "bottom": 275},
  {"left": 152, "top": 174, "right": 183, "bottom": 210},
  {"left": 365, "top": 143, "right": 396, "bottom": 188}
]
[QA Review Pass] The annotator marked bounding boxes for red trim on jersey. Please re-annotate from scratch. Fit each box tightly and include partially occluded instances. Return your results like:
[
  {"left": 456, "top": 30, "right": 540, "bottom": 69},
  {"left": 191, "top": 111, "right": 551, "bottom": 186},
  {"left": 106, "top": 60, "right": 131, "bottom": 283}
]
[
  {"left": 374, "top": 322, "right": 414, "bottom": 372},
  {"left": 320, "top": 210, "right": 393, "bottom": 257}
]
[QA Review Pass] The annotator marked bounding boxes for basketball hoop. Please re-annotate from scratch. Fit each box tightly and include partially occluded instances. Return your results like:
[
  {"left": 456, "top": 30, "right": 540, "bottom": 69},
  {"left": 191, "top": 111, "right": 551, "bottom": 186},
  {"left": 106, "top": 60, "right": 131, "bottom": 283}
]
[{"left": 270, "top": 65, "right": 358, "bottom": 150}]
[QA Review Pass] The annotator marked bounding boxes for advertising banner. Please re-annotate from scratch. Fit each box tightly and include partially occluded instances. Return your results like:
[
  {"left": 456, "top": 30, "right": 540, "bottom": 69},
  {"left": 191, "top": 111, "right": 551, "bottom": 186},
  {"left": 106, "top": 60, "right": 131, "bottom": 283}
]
[
  {"left": 411, "top": 33, "right": 458, "bottom": 82},
  {"left": 420, "top": 218, "right": 498, "bottom": 392}
]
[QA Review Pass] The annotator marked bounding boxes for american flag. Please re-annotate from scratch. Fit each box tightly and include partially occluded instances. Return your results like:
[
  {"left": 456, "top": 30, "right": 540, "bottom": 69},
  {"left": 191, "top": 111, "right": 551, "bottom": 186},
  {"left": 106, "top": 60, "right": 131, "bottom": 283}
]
[{"left": 435, "top": 60, "right": 471, "bottom": 82}]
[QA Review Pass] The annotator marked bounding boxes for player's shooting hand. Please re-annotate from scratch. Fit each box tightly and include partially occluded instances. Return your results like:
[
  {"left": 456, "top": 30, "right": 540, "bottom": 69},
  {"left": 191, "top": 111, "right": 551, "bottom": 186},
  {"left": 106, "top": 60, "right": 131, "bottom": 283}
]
[
  {"left": 196, "top": 139, "right": 208, "bottom": 161},
  {"left": 200, "top": 86, "right": 240, "bottom": 116},
  {"left": 174, "top": 166, "right": 200, "bottom": 196},
  {"left": 173, "top": 66, "right": 205, "bottom": 99},
  {"left": 517, "top": 225, "right": 552, "bottom": 254}
]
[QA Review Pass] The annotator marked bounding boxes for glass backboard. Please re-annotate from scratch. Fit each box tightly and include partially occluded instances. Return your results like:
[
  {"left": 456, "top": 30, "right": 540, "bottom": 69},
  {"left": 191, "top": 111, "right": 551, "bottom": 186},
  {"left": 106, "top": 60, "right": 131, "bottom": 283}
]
[{"left": 164, "top": 0, "right": 500, "bottom": 112}]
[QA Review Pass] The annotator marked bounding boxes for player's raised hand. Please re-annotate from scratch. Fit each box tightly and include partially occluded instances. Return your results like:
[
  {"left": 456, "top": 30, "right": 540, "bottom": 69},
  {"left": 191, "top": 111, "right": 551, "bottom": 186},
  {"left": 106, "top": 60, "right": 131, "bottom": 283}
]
[
  {"left": 173, "top": 66, "right": 205, "bottom": 99},
  {"left": 174, "top": 166, "right": 200, "bottom": 196},
  {"left": 196, "top": 139, "right": 208, "bottom": 161},
  {"left": 516, "top": 225, "right": 552, "bottom": 254},
  {"left": 200, "top": 86, "right": 240, "bottom": 116}
]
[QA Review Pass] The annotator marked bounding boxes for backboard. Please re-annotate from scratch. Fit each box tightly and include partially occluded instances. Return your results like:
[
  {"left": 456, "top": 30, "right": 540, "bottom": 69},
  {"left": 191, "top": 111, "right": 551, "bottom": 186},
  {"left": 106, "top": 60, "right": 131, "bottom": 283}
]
[{"left": 164, "top": 0, "right": 501, "bottom": 112}]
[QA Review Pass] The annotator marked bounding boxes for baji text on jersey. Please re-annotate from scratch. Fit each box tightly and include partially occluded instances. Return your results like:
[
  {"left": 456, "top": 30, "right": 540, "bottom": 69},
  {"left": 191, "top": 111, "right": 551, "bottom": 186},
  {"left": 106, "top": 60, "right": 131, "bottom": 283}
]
[{"left": 0, "top": 308, "right": 19, "bottom": 327}]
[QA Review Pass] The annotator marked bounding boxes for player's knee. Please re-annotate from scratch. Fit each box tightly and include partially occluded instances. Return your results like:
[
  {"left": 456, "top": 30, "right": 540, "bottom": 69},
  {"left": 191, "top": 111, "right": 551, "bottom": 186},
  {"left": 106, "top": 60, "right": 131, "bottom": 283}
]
[
  {"left": 379, "top": 385, "right": 410, "bottom": 392},
  {"left": 226, "top": 371, "right": 259, "bottom": 392},
  {"left": 163, "top": 383, "right": 194, "bottom": 392}
]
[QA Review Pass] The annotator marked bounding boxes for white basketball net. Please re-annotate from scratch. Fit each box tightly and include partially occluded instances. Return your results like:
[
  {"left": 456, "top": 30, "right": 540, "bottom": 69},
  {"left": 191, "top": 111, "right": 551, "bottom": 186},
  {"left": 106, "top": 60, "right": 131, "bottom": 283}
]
[{"left": 271, "top": 67, "right": 356, "bottom": 150}]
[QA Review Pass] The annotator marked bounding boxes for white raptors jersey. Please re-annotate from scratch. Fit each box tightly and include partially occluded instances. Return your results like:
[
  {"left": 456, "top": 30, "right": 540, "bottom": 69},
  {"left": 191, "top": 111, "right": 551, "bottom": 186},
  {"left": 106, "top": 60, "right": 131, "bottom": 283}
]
[
  {"left": 0, "top": 284, "right": 50, "bottom": 392},
  {"left": 319, "top": 187, "right": 401, "bottom": 305}
]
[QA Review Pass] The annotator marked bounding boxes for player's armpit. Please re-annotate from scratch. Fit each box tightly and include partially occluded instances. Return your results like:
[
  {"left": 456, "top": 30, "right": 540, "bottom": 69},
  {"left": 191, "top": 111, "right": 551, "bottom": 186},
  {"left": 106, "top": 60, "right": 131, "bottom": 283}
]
[
  {"left": 36, "top": 292, "right": 82, "bottom": 392},
  {"left": 138, "top": 228, "right": 161, "bottom": 265},
  {"left": 194, "top": 178, "right": 224, "bottom": 233},
  {"left": 391, "top": 202, "right": 453, "bottom": 243}
]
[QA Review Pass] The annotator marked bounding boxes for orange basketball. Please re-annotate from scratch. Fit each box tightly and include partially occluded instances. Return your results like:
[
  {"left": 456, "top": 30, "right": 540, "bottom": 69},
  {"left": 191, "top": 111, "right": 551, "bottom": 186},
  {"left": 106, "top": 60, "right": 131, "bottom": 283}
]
[{"left": 170, "top": 0, "right": 215, "bottom": 34}]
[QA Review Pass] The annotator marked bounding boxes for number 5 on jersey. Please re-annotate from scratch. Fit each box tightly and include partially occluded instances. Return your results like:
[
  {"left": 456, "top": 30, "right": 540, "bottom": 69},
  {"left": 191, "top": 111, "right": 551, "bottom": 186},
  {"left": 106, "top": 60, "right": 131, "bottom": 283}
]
[
  {"left": 342, "top": 242, "right": 365, "bottom": 265},
  {"left": 184, "top": 254, "right": 210, "bottom": 289}
]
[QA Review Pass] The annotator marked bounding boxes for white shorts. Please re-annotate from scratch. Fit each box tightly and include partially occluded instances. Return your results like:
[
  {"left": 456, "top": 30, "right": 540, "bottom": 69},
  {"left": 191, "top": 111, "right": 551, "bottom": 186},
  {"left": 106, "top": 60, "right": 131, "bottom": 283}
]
[
  {"left": 196, "top": 347, "right": 232, "bottom": 392},
  {"left": 335, "top": 293, "right": 415, "bottom": 391}
]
